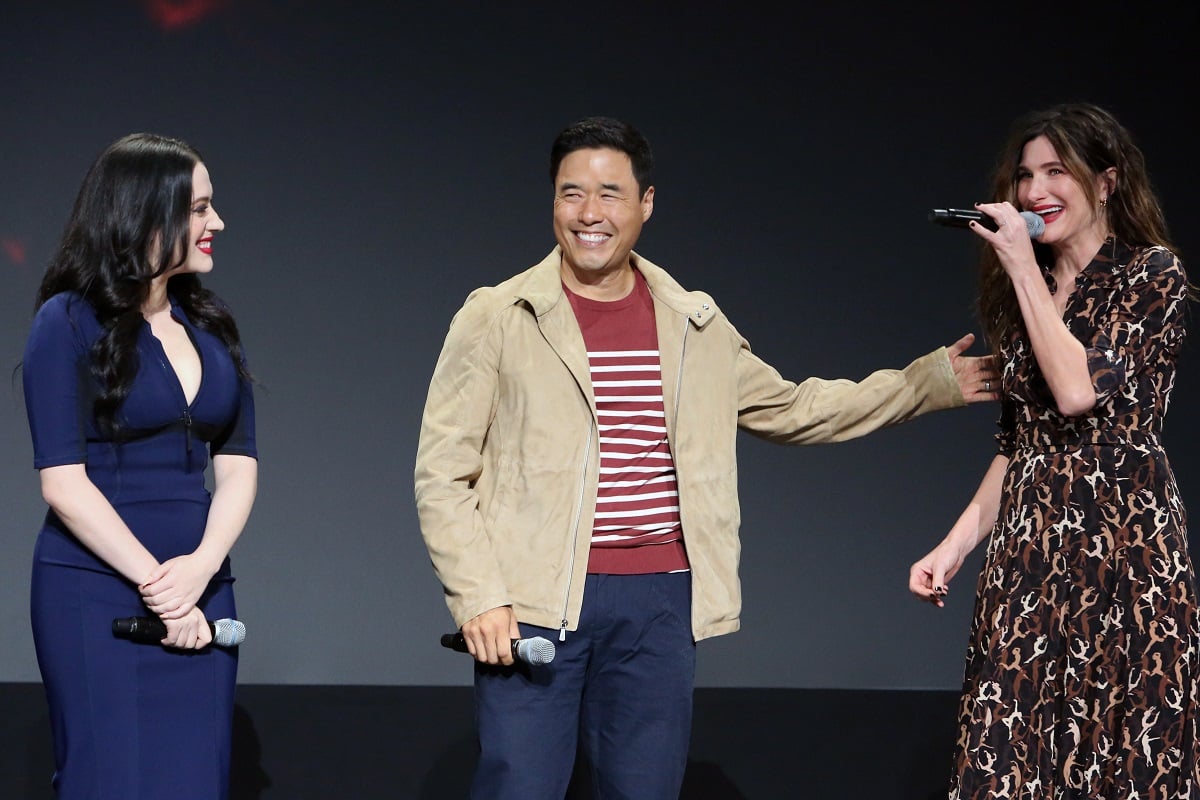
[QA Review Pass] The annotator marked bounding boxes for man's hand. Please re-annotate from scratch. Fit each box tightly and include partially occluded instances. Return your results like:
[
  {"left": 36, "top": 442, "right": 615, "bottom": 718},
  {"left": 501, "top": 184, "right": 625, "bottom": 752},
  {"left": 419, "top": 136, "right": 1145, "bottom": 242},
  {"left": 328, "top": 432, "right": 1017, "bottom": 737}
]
[
  {"left": 947, "top": 333, "right": 1000, "bottom": 404},
  {"left": 461, "top": 606, "right": 522, "bottom": 665}
]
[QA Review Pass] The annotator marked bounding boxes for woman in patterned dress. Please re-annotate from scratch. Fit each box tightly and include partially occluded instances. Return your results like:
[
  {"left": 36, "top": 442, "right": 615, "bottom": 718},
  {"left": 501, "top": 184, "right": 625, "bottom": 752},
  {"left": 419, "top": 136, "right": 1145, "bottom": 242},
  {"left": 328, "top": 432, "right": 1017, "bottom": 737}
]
[{"left": 909, "top": 103, "right": 1199, "bottom": 797}]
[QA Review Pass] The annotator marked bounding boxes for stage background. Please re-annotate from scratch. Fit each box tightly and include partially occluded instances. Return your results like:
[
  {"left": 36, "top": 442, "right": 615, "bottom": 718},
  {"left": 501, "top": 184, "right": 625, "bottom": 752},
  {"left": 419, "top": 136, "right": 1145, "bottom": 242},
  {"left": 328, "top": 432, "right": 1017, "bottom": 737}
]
[{"left": 2, "top": 1, "right": 1197, "bottom": 695}]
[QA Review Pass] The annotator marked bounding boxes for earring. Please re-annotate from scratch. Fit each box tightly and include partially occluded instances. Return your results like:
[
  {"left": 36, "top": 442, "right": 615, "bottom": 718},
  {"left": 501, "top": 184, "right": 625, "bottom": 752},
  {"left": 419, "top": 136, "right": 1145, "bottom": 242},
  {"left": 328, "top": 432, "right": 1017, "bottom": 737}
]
[{"left": 1100, "top": 197, "right": 1108, "bottom": 207}]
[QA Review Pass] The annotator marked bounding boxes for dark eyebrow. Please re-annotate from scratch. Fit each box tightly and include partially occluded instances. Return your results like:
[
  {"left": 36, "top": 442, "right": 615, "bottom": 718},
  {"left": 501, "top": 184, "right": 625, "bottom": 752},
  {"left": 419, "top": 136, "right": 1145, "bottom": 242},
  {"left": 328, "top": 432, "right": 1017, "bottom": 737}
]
[{"left": 1019, "top": 161, "right": 1066, "bottom": 171}]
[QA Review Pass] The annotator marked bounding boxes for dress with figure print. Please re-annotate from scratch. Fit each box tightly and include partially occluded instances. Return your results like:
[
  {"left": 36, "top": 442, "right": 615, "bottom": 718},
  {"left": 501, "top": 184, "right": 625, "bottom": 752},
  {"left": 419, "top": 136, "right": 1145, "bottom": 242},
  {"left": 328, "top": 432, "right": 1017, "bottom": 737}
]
[{"left": 952, "top": 239, "right": 1200, "bottom": 798}]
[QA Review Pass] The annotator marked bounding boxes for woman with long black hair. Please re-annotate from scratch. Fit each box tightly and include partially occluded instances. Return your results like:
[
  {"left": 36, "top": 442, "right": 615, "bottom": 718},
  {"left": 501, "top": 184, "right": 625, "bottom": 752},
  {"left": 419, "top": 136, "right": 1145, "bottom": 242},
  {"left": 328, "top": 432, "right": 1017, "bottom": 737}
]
[{"left": 23, "top": 133, "right": 256, "bottom": 798}]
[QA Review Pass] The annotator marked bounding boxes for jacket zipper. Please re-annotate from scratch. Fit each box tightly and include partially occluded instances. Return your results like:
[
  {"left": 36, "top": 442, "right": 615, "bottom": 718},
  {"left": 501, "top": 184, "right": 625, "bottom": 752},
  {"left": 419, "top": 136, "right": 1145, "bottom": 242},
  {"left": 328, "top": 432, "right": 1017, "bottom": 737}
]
[
  {"left": 558, "top": 316, "right": 691, "bottom": 641},
  {"left": 560, "top": 419, "right": 594, "bottom": 642},
  {"left": 673, "top": 317, "right": 689, "bottom": 435},
  {"left": 673, "top": 317, "right": 694, "bottom": 634}
]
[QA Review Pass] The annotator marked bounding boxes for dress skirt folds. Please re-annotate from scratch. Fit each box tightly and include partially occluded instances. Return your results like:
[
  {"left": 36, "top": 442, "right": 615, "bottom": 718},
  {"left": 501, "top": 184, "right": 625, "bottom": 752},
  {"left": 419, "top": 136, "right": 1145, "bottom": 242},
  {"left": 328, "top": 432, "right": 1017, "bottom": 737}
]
[{"left": 950, "top": 243, "right": 1200, "bottom": 797}]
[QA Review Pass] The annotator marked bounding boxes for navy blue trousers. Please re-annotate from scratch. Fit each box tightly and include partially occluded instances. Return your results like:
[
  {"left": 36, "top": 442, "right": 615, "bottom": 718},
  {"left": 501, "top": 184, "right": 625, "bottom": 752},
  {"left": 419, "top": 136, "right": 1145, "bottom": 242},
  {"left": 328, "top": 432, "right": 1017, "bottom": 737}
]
[{"left": 472, "top": 572, "right": 696, "bottom": 800}]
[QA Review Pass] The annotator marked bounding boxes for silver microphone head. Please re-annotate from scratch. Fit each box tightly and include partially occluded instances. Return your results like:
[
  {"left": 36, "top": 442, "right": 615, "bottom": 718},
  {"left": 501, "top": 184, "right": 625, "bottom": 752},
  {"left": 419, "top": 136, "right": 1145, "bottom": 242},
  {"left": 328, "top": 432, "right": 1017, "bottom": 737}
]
[
  {"left": 212, "top": 618, "right": 246, "bottom": 647},
  {"left": 515, "top": 636, "right": 555, "bottom": 665},
  {"left": 1019, "top": 210, "right": 1046, "bottom": 239}
]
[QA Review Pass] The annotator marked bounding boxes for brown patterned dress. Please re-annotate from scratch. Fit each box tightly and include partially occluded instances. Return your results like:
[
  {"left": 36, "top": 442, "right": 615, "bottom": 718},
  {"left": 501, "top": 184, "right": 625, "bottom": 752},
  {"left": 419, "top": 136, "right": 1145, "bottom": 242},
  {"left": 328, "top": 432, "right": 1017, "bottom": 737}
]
[{"left": 952, "top": 240, "right": 1200, "bottom": 799}]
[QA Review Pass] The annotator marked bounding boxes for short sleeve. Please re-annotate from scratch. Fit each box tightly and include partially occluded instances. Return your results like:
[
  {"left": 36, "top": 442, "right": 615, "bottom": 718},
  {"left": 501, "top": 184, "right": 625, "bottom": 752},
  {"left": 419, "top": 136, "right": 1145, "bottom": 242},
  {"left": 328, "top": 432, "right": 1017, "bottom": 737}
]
[
  {"left": 210, "top": 357, "right": 257, "bottom": 459},
  {"left": 1086, "top": 248, "right": 1187, "bottom": 403},
  {"left": 23, "top": 295, "right": 92, "bottom": 468}
]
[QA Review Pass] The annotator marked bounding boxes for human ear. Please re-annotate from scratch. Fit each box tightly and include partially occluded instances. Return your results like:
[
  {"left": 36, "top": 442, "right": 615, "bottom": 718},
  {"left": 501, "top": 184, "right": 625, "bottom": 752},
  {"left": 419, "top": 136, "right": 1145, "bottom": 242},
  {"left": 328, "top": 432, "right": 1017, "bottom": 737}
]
[
  {"left": 641, "top": 185, "right": 655, "bottom": 222},
  {"left": 1099, "top": 166, "right": 1118, "bottom": 200}
]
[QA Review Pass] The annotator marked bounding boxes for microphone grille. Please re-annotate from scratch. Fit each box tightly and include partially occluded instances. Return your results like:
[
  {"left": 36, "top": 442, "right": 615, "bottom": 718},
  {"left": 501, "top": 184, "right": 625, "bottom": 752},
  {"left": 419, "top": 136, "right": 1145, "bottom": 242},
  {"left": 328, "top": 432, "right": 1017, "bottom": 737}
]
[
  {"left": 213, "top": 618, "right": 246, "bottom": 647},
  {"left": 1020, "top": 211, "right": 1045, "bottom": 239},
  {"left": 518, "top": 636, "right": 556, "bottom": 665}
]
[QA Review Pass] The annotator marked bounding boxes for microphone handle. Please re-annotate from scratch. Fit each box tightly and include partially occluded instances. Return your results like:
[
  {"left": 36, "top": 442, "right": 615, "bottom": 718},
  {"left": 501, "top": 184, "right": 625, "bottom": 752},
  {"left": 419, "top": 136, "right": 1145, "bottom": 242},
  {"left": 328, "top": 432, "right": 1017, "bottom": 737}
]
[
  {"left": 112, "top": 616, "right": 243, "bottom": 647},
  {"left": 440, "top": 632, "right": 522, "bottom": 660},
  {"left": 928, "top": 208, "right": 1000, "bottom": 231},
  {"left": 439, "top": 632, "right": 556, "bottom": 665},
  {"left": 929, "top": 208, "right": 1044, "bottom": 237}
]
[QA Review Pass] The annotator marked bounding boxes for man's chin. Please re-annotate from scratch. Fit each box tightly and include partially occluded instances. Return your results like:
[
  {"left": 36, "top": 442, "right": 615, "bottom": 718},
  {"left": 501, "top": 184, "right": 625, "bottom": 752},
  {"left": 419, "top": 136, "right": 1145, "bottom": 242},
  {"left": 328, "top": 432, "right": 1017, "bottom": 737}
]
[{"left": 562, "top": 252, "right": 632, "bottom": 276}]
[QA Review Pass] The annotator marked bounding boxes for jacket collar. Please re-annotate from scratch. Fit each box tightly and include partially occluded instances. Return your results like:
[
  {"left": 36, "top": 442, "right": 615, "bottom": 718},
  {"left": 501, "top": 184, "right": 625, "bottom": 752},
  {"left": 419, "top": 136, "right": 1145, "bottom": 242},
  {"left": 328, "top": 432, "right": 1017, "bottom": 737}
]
[{"left": 516, "top": 247, "right": 718, "bottom": 329}]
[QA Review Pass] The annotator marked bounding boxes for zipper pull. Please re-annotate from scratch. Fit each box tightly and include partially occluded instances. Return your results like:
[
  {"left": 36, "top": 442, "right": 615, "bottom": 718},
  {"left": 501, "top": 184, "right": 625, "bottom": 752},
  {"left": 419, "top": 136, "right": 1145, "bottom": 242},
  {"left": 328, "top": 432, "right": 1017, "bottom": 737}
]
[
  {"left": 559, "top": 620, "right": 568, "bottom": 642},
  {"left": 183, "top": 409, "right": 193, "bottom": 457}
]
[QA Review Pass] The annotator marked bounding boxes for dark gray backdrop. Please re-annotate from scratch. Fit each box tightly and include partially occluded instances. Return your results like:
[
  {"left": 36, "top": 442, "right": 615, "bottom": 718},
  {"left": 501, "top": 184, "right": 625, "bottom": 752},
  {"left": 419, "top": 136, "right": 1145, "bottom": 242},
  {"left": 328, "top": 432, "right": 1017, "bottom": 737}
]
[{"left": 2, "top": 1, "right": 1196, "bottom": 689}]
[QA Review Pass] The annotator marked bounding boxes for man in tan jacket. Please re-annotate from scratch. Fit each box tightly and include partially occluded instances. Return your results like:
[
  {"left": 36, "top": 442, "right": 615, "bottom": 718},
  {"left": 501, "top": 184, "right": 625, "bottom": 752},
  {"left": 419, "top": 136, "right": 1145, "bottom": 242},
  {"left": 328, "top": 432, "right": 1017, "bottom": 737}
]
[{"left": 415, "top": 117, "right": 995, "bottom": 799}]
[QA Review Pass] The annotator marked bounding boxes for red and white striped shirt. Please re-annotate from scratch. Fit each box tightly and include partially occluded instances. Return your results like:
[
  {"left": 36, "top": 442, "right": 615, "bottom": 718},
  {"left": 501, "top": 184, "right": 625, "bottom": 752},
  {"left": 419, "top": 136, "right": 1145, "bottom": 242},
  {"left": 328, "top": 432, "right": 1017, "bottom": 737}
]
[{"left": 565, "top": 271, "right": 689, "bottom": 574}]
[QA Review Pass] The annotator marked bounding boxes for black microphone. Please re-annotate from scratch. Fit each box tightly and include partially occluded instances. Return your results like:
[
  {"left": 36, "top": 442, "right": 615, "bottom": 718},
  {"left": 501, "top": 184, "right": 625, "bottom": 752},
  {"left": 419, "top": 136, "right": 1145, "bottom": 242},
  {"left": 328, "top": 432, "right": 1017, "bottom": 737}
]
[
  {"left": 929, "top": 208, "right": 1045, "bottom": 238},
  {"left": 440, "top": 632, "right": 556, "bottom": 665},
  {"left": 112, "top": 616, "right": 246, "bottom": 647}
]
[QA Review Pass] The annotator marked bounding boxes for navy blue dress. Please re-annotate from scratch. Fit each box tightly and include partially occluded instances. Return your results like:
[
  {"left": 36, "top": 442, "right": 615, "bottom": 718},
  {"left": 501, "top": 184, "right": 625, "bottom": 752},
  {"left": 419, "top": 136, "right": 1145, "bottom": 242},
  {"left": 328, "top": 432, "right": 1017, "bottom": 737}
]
[{"left": 23, "top": 291, "right": 256, "bottom": 799}]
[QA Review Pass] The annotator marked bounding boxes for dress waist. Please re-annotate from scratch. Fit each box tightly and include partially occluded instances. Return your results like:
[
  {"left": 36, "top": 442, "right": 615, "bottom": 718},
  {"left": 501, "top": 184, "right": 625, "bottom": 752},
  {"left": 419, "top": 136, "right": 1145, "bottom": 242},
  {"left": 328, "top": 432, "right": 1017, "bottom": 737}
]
[{"left": 1011, "top": 430, "right": 1161, "bottom": 453}]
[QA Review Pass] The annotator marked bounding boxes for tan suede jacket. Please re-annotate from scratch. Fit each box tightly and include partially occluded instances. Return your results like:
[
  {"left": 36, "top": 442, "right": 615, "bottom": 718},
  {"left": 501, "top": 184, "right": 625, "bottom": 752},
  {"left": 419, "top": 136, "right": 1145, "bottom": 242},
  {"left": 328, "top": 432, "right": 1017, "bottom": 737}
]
[{"left": 415, "top": 248, "right": 965, "bottom": 641}]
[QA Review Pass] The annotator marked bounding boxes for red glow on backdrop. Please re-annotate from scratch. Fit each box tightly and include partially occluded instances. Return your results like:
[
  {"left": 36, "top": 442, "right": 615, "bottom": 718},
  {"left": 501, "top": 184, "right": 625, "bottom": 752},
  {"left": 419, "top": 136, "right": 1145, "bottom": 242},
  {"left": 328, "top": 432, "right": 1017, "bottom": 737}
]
[
  {"left": 2, "top": 237, "right": 27, "bottom": 267},
  {"left": 142, "top": 0, "right": 228, "bottom": 32}
]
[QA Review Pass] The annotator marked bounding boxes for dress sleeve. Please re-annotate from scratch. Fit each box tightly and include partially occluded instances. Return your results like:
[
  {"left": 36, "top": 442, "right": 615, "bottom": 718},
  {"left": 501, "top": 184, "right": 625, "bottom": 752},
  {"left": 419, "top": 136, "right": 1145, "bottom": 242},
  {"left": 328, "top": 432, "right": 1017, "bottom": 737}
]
[
  {"left": 210, "top": 353, "right": 257, "bottom": 458},
  {"left": 1086, "top": 248, "right": 1188, "bottom": 404},
  {"left": 23, "top": 296, "right": 91, "bottom": 468}
]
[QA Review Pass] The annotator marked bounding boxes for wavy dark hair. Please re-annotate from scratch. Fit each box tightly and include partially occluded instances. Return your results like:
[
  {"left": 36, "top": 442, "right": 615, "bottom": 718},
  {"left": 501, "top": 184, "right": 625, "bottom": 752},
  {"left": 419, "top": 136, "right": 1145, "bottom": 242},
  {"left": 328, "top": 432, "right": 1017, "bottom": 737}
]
[
  {"left": 978, "top": 103, "right": 1182, "bottom": 355},
  {"left": 35, "top": 133, "right": 250, "bottom": 435}
]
